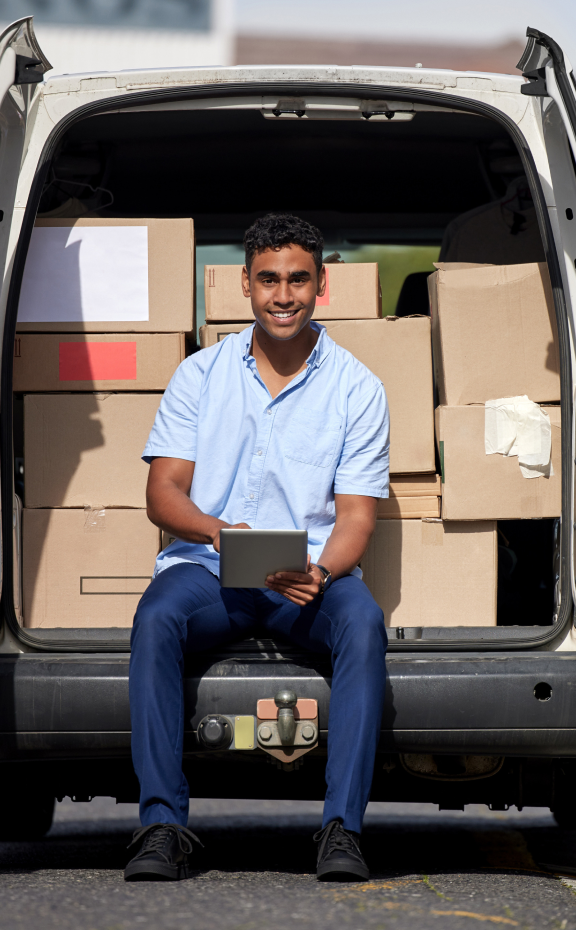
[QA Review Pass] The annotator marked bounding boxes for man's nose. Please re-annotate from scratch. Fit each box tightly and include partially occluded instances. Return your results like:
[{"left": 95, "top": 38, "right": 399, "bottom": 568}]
[{"left": 274, "top": 280, "right": 294, "bottom": 306}]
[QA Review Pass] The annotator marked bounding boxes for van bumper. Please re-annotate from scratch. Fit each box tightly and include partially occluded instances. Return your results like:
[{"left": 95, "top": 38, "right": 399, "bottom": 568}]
[{"left": 0, "top": 650, "right": 575, "bottom": 759}]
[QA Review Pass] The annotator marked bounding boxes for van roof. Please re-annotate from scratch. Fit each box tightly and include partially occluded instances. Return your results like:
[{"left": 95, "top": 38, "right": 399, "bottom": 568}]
[{"left": 40, "top": 64, "right": 525, "bottom": 98}]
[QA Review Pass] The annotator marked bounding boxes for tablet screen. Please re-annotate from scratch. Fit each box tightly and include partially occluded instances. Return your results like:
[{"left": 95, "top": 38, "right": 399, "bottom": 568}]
[{"left": 219, "top": 529, "right": 308, "bottom": 588}]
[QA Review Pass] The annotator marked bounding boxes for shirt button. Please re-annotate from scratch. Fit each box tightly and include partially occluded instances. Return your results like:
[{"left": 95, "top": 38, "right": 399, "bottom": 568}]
[
  {"left": 267, "top": 409, "right": 272, "bottom": 415},
  {"left": 249, "top": 493, "right": 254, "bottom": 500},
  {"left": 257, "top": 449, "right": 262, "bottom": 456}
]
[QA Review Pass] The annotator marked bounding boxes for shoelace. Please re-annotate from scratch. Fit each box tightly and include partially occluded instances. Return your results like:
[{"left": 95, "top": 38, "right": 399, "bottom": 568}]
[
  {"left": 313, "top": 821, "right": 362, "bottom": 862},
  {"left": 127, "top": 823, "right": 203, "bottom": 861}
]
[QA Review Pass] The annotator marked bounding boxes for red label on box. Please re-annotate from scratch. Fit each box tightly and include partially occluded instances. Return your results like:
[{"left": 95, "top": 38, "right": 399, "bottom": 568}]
[
  {"left": 315, "top": 266, "right": 330, "bottom": 306},
  {"left": 59, "top": 342, "right": 137, "bottom": 381}
]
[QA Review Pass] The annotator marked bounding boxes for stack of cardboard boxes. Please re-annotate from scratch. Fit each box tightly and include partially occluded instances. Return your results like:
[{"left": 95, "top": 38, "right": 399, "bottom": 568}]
[
  {"left": 15, "top": 218, "right": 196, "bottom": 628},
  {"left": 430, "top": 262, "right": 561, "bottom": 520},
  {"left": 364, "top": 261, "right": 561, "bottom": 630}
]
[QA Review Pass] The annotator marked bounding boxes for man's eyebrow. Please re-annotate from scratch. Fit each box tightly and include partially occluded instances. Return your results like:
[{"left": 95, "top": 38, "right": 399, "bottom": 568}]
[{"left": 256, "top": 269, "right": 311, "bottom": 277}]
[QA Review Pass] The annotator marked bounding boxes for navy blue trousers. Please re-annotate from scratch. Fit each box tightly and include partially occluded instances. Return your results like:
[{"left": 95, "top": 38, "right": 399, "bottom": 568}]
[{"left": 129, "top": 563, "right": 387, "bottom": 833}]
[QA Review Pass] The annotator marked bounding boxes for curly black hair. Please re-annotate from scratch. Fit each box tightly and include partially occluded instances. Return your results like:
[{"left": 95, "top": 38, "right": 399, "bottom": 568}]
[{"left": 244, "top": 213, "right": 324, "bottom": 274}]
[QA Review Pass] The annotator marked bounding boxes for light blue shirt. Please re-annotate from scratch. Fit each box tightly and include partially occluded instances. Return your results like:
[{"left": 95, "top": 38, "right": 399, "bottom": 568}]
[{"left": 143, "top": 322, "right": 390, "bottom": 578}]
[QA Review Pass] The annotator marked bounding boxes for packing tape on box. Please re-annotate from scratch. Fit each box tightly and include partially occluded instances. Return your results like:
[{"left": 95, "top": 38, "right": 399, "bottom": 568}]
[
  {"left": 84, "top": 505, "right": 106, "bottom": 532},
  {"left": 485, "top": 395, "right": 553, "bottom": 479}
]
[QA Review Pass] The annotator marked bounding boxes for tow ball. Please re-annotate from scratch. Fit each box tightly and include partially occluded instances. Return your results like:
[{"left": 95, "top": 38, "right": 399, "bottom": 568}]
[{"left": 257, "top": 690, "right": 319, "bottom": 764}]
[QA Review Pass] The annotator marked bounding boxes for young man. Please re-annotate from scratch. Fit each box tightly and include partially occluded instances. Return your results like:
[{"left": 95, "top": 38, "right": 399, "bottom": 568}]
[{"left": 125, "top": 214, "right": 390, "bottom": 883}]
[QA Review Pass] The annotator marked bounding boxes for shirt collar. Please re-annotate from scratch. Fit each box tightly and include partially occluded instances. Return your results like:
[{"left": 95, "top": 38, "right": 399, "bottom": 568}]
[{"left": 240, "top": 320, "right": 332, "bottom": 369}]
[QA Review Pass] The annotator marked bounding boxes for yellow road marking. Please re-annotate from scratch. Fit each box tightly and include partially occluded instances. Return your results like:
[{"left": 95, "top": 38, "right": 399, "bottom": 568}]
[
  {"left": 432, "top": 910, "right": 518, "bottom": 925},
  {"left": 357, "top": 879, "right": 423, "bottom": 891}
]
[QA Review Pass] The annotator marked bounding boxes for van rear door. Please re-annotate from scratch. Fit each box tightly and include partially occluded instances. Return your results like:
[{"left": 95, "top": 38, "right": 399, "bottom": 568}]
[
  {"left": 0, "top": 15, "right": 51, "bottom": 292},
  {"left": 517, "top": 28, "right": 576, "bottom": 608},
  {"left": 0, "top": 16, "right": 50, "bottom": 601}
]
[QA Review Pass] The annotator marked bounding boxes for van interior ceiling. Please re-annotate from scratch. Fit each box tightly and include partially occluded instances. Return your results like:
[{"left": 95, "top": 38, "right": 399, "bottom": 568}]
[
  {"left": 12, "top": 100, "right": 559, "bottom": 642},
  {"left": 38, "top": 107, "right": 519, "bottom": 240}
]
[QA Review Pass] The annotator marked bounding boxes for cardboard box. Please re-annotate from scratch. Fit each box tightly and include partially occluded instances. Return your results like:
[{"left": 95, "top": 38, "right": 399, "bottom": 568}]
[
  {"left": 436, "top": 404, "right": 561, "bottom": 520},
  {"left": 201, "top": 318, "right": 435, "bottom": 474},
  {"left": 390, "top": 474, "right": 441, "bottom": 497},
  {"left": 24, "top": 393, "right": 160, "bottom": 508},
  {"left": 377, "top": 496, "right": 441, "bottom": 519},
  {"left": 17, "top": 218, "right": 195, "bottom": 333},
  {"left": 14, "top": 333, "right": 186, "bottom": 392},
  {"left": 22, "top": 508, "right": 160, "bottom": 628},
  {"left": 204, "top": 263, "right": 381, "bottom": 322},
  {"left": 362, "top": 519, "right": 497, "bottom": 627},
  {"left": 200, "top": 322, "right": 247, "bottom": 347},
  {"left": 429, "top": 262, "right": 560, "bottom": 405}
]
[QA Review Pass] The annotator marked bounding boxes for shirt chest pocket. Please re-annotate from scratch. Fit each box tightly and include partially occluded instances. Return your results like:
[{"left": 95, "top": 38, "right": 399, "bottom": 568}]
[{"left": 282, "top": 409, "right": 343, "bottom": 468}]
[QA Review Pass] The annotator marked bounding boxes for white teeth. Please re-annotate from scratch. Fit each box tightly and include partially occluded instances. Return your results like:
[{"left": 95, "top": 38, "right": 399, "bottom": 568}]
[{"left": 270, "top": 311, "right": 295, "bottom": 319}]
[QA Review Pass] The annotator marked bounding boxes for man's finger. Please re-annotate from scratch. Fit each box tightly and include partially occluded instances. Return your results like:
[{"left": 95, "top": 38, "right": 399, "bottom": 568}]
[
  {"left": 266, "top": 583, "right": 316, "bottom": 604},
  {"left": 267, "top": 571, "right": 313, "bottom": 584},
  {"left": 266, "top": 579, "right": 318, "bottom": 596},
  {"left": 280, "top": 590, "right": 311, "bottom": 606}
]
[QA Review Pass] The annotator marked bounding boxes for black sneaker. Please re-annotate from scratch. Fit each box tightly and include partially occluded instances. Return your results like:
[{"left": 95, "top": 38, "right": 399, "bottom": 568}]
[
  {"left": 124, "top": 823, "right": 203, "bottom": 881},
  {"left": 314, "top": 820, "right": 369, "bottom": 881}
]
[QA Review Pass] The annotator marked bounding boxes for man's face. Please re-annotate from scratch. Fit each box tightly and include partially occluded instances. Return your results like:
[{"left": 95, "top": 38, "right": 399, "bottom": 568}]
[{"left": 241, "top": 244, "right": 326, "bottom": 341}]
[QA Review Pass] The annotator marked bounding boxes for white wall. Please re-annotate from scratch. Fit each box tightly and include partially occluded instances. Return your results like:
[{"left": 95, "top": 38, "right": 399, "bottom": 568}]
[{"left": 19, "top": 0, "right": 235, "bottom": 76}]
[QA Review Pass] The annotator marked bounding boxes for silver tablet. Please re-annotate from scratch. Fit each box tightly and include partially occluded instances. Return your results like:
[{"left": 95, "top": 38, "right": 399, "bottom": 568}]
[{"left": 219, "top": 529, "right": 308, "bottom": 589}]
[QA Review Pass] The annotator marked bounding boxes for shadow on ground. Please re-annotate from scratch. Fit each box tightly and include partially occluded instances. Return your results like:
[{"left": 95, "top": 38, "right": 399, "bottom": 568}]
[
  {"left": 0, "top": 802, "right": 574, "bottom": 930},
  {"left": 0, "top": 810, "right": 574, "bottom": 876}
]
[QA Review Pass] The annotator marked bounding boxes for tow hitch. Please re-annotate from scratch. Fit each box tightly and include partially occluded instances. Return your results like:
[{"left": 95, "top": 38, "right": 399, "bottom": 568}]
[
  {"left": 196, "top": 689, "right": 319, "bottom": 766},
  {"left": 256, "top": 690, "right": 319, "bottom": 764}
]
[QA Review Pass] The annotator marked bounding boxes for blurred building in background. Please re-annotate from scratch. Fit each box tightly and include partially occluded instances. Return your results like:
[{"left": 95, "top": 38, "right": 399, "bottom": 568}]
[
  {"left": 0, "top": 0, "right": 234, "bottom": 74},
  {"left": 235, "top": 36, "right": 524, "bottom": 75}
]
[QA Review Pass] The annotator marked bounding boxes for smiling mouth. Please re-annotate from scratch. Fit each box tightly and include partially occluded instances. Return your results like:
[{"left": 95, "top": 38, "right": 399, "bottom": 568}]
[{"left": 268, "top": 309, "right": 300, "bottom": 320}]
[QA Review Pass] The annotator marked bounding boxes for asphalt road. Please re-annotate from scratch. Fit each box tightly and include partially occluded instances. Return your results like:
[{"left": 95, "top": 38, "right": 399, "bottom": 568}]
[{"left": 0, "top": 798, "right": 575, "bottom": 929}]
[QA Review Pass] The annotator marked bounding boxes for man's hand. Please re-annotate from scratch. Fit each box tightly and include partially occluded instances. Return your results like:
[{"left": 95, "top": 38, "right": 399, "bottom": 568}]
[
  {"left": 211, "top": 523, "right": 251, "bottom": 553},
  {"left": 265, "top": 556, "right": 324, "bottom": 606},
  {"left": 264, "top": 495, "right": 378, "bottom": 607}
]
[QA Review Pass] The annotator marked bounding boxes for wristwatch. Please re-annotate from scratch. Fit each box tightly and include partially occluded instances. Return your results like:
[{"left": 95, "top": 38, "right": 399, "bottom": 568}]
[{"left": 315, "top": 564, "right": 333, "bottom": 595}]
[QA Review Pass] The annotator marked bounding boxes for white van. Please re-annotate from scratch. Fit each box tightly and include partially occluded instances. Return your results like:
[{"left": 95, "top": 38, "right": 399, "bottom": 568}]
[{"left": 1, "top": 17, "right": 576, "bottom": 839}]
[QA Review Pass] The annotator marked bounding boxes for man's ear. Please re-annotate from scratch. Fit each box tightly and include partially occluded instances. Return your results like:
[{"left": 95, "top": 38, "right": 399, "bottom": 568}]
[
  {"left": 317, "top": 265, "right": 327, "bottom": 298},
  {"left": 241, "top": 265, "right": 251, "bottom": 297}
]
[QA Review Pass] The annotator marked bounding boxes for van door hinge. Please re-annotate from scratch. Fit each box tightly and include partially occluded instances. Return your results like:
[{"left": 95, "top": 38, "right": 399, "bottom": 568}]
[
  {"left": 15, "top": 54, "right": 44, "bottom": 85},
  {"left": 520, "top": 67, "right": 548, "bottom": 96},
  {"left": 517, "top": 30, "right": 553, "bottom": 97}
]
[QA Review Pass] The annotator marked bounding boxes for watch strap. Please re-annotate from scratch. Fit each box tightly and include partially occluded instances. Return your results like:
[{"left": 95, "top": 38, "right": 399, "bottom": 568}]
[{"left": 315, "top": 564, "right": 333, "bottom": 593}]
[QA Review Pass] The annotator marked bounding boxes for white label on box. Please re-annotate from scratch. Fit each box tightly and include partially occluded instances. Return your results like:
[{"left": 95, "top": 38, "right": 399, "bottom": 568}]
[{"left": 18, "top": 226, "right": 149, "bottom": 323}]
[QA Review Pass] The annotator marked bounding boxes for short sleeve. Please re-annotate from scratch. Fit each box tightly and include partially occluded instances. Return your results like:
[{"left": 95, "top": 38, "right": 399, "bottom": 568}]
[
  {"left": 142, "top": 355, "right": 203, "bottom": 463},
  {"left": 333, "top": 381, "right": 390, "bottom": 497}
]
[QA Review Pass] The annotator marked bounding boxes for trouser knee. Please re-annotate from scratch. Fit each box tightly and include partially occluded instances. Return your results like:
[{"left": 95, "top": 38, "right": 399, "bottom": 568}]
[
  {"left": 337, "top": 602, "right": 387, "bottom": 658},
  {"left": 131, "top": 594, "right": 182, "bottom": 652}
]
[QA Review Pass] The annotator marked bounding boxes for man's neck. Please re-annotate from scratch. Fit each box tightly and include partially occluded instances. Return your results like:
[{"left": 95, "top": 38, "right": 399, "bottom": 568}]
[{"left": 251, "top": 320, "right": 319, "bottom": 399}]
